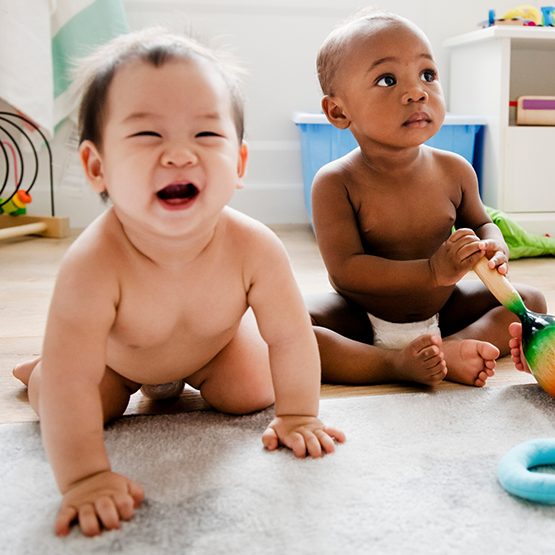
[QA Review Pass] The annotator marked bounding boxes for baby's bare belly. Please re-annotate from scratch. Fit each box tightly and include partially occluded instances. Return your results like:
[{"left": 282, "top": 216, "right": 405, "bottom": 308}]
[
  {"left": 105, "top": 326, "right": 238, "bottom": 385},
  {"left": 345, "top": 286, "right": 455, "bottom": 324}
]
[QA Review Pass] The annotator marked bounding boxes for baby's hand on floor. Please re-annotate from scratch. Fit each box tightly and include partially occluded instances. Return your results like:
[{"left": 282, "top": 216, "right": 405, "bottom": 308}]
[
  {"left": 509, "top": 321, "right": 531, "bottom": 374},
  {"left": 56, "top": 470, "right": 144, "bottom": 537},
  {"left": 262, "top": 415, "right": 346, "bottom": 458}
]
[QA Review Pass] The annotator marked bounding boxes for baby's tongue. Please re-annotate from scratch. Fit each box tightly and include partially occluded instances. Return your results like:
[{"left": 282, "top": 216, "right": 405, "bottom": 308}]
[{"left": 157, "top": 184, "right": 198, "bottom": 205}]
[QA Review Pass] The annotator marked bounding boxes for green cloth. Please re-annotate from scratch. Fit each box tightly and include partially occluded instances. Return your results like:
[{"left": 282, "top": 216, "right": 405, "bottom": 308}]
[
  {"left": 51, "top": 0, "right": 129, "bottom": 99},
  {"left": 486, "top": 206, "right": 555, "bottom": 259}
]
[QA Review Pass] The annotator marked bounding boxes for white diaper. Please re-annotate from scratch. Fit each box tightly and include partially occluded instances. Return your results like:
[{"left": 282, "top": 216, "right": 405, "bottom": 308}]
[{"left": 367, "top": 313, "right": 441, "bottom": 350}]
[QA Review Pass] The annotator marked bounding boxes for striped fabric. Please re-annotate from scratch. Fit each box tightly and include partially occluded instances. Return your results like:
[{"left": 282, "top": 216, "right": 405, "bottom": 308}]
[
  {"left": 51, "top": 0, "right": 129, "bottom": 128},
  {"left": 0, "top": 0, "right": 128, "bottom": 138}
]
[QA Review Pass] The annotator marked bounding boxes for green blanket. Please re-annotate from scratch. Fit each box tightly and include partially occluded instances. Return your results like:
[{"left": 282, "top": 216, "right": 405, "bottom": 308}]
[{"left": 486, "top": 206, "right": 555, "bottom": 259}]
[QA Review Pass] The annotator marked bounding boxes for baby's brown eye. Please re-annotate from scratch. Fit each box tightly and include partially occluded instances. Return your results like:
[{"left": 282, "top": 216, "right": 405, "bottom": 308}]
[
  {"left": 377, "top": 75, "right": 396, "bottom": 87},
  {"left": 421, "top": 71, "right": 436, "bottom": 83}
]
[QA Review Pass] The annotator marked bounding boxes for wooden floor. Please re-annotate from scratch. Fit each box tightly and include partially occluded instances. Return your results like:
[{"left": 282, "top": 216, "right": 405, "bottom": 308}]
[{"left": 1, "top": 224, "right": 549, "bottom": 425}]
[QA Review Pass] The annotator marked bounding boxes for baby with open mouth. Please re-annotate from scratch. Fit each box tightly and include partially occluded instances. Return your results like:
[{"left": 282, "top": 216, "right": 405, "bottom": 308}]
[
  {"left": 157, "top": 183, "right": 199, "bottom": 206},
  {"left": 14, "top": 27, "right": 345, "bottom": 538}
]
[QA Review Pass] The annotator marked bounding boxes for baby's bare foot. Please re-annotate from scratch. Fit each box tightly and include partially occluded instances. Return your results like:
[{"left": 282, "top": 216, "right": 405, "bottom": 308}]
[
  {"left": 442, "top": 340, "right": 498, "bottom": 387},
  {"left": 389, "top": 334, "right": 447, "bottom": 386},
  {"left": 13, "top": 357, "right": 41, "bottom": 386}
]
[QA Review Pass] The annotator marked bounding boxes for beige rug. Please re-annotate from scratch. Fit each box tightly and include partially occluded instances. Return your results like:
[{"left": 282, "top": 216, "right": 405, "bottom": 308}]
[{"left": 3, "top": 384, "right": 555, "bottom": 554}]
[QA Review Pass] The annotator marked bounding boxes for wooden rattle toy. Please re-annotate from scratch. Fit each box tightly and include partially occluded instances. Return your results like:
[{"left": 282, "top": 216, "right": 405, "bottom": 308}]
[
  {"left": 0, "top": 112, "right": 69, "bottom": 240},
  {"left": 473, "top": 256, "right": 555, "bottom": 398}
]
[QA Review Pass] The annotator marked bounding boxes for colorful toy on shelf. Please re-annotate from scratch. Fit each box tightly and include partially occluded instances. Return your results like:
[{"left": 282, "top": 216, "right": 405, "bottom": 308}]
[
  {"left": 481, "top": 5, "right": 554, "bottom": 27},
  {"left": 0, "top": 112, "right": 69, "bottom": 240},
  {"left": 502, "top": 5, "right": 542, "bottom": 24},
  {"left": 514, "top": 96, "right": 555, "bottom": 125},
  {"left": 542, "top": 6, "right": 555, "bottom": 25},
  {"left": 473, "top": 257, "right": 555, "bottom": 398},
  {"left": 0, "top": 190, "right": 32, "bottom": 215}
]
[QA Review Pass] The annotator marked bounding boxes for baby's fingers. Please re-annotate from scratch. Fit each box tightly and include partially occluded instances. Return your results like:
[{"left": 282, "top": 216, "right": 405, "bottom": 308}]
[
  {"left": 79, "top": 503, "right": 102, "bottom": 537},
  {"left": 94, "top": 496, "right": 122, "bottom": 532},
  {"left": 262, "top": 427, "right": 279, "bottom": 451},
  {"left": 284, "top": 431, "right": 308, "bottom": 459},
  {"left": 324, "top": 425, "right": 346, "bottom": 444},
  {"left": 126, "top": 480, "right": 145, "bottom": 510},
  {"left": 56, "top": 504, "right": 103, "bottom": 537},
  {"left": 55, "top": 505, "right": 78, "bottom": 537},
  {"left": 305, "top": 433, "right": 323, "bottom": 458}
]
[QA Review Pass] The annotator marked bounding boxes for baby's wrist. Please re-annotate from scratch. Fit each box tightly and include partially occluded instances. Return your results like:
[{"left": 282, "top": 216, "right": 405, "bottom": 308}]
[
  {"left": 273, "top": 413, "right": 318, "bottom": 420},
  {"left": 60, "top": 467, "right": 112, "bottom": 495}
]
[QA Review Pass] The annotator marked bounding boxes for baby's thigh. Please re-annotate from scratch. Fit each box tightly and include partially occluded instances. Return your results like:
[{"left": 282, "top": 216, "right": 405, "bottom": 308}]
[
  {"left": 100, "top": 366, "right": 141, "bottom": 423},
  {"left": 305, "top": 291, "right": 373, "bottom": 344},
  {"left": 186, "top": 308, "right": 274, "bottom": 415},
  {"left": 439, "top": 280, "right": 501, "bottom": 336}
]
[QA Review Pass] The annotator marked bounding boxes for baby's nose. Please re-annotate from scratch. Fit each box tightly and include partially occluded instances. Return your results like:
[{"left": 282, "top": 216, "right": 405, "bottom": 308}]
[
  {"left": 161, "top": 144, "right": 198, "bottom": 166},
  {"left": 403, "top": 88, "right": 428, "bottom": 104}
]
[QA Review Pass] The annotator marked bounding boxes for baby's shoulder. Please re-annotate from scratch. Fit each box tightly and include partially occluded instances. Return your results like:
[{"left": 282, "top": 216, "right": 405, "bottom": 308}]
[
  {"left": 222, "top": 207, "right": 287, "bottom": 257},
  {"left": 61, "top": 209, "right": 124, "bottom": 274},
  {"left": 426, "top": 145, "right": 474, "bottom": 176},
  {"left": 313, "top": 149, "right": 359, "bottom": 185},
  {"left": 51, "top": 210, "right": 123, "bottom": 307}
]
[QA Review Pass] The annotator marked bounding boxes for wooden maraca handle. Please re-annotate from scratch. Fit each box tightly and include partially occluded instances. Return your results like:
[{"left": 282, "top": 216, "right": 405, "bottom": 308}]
[{"left": 472, "top": 256, "right": 520, "bottom": 308}]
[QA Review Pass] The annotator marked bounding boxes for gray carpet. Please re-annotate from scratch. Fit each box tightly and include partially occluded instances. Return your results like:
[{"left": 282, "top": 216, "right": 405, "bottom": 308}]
[{"left": 3, "top": 384, "right": 555, "bottom": 554}]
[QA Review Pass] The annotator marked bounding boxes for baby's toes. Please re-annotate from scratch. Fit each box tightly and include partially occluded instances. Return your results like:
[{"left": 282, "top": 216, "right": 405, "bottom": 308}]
[
  {"left": 474, "top": 371, "right": 488, "bottom": 387},
  {"left": 477, "top": 341, "right": 500, "bottom": 362}
]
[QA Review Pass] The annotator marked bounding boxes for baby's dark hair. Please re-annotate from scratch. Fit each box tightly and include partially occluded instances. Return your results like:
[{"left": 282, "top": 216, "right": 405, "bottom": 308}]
[
  {"left": 317, "top": 7, "right": 401, "bottom": 97},
  {"left": 75, "top": 27, "right": 246, "bottom": 150}
]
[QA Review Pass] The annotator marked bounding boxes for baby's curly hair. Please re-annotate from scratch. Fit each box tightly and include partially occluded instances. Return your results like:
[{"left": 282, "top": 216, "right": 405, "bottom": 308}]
[
  {"left": 316, "top": 7, "right": 401, "bottom": 97},
  {"left": 73, "top": 27, "right": 246, "bottom": 151}
]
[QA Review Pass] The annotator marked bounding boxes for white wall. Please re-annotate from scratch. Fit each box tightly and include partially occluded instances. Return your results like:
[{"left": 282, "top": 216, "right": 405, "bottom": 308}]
[{"left": 21, "top": 0, "right": 521, "bottom": 227}]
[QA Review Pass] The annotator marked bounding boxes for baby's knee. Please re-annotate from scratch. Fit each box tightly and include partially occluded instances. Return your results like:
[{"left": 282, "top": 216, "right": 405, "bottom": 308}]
[
  {"left": 202, "top": 379, "right": 275, "bottom": 415},
  {"left": 305, "top": 292, "right": 372, "bottom": 343},
  {"left": 519, "top": 284, "right": 547, "bottom": 314}
]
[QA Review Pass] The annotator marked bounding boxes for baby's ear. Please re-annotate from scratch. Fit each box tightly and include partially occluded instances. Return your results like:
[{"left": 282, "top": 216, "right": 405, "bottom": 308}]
[
  {"left": 322, "top": 96, "right": 350, "bottom": 129},
  {"left": 236, "top": 142, "right": 248, "bottom": 189},
  {"left": 79, "top": 140, "right": 107, "bottom": 194}
]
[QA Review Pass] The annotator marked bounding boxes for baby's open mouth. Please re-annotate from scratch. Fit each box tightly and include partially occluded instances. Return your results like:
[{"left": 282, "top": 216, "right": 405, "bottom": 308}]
[{"left": 157, "top": 183, "right": 199, "bottom": 206}]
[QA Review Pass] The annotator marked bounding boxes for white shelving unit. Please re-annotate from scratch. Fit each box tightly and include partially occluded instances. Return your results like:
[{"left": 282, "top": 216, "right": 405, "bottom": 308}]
[{"left": 444, "top": 26, "right": 555, "bottom": 235}]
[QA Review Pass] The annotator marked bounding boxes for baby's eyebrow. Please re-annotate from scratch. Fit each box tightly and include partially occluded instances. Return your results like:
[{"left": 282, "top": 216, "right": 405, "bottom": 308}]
[
  {"left": 122, "top": 112, "right": 222, "bottom": 124},
  {"left": 368, "top": 53, "right": 435, "bottom": 72},
  {"left": 122, "top": 112, "right": 158, "bottom": 124}
]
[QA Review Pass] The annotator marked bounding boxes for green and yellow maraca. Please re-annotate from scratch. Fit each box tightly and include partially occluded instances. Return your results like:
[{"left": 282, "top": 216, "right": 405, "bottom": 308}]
[{"left": 473, "top": 257, "right": 555, "bottom": 398}]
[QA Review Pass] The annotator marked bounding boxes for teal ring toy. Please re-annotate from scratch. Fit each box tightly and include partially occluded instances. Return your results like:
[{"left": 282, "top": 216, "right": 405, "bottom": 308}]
[{"left": 499, "top": 438, "right": 555, "bottom": 503}]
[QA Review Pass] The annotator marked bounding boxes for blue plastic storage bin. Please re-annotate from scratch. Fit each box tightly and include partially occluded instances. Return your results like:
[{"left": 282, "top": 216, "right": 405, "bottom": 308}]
[{"left": 293, "top": 112, "right": 486, "bottom": 220}]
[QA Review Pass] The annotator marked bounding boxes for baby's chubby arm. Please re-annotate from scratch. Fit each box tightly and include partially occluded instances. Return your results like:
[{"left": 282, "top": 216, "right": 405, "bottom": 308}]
[
  {"left": 38, "top": 245, "right": 143, "bottom": 536},
  {"left": 243, "top": 223, "right": 345, "bottom": 458},
  {"left": 453, "top": 157, "right": 510, "bottom": 276}
]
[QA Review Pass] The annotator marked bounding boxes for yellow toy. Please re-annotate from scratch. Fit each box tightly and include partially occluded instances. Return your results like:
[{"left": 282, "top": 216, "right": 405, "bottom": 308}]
[
  {"left": 502, "top": 5, "right": 542, "bottom": 24},
  {"left": 0, "top": 190, "right": 32, "bottom": 215}
]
